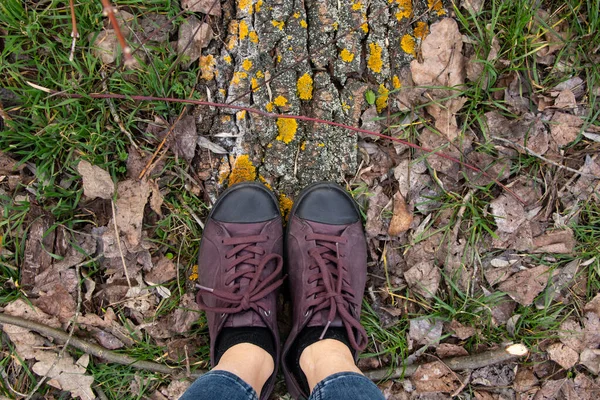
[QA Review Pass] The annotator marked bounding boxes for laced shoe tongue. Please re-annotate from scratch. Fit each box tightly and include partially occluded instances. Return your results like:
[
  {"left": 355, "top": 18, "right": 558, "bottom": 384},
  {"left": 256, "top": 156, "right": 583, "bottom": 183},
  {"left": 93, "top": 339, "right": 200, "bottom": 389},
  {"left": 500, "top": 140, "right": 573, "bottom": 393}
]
[
  {"left": 219, "top": 222, "right": 270, "bottom": 328},
  {"left": 303, "top": 220, "right": 348, "bottom": 330}
]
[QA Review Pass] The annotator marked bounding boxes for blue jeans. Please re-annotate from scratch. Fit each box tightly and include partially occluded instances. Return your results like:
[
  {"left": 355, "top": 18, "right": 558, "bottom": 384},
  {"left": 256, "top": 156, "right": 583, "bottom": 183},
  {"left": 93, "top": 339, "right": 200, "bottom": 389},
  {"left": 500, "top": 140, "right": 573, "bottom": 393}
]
[{"left": 180, "top": 370, "right": 385, "bottom": 400}]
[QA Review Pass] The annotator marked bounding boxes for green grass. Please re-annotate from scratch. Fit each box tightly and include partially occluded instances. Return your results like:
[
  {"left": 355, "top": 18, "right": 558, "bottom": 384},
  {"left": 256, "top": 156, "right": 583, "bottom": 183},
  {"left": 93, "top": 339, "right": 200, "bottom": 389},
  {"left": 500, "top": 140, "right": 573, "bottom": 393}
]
[{"left": 1, "top": 0, "right": 600, "bottom": 396}]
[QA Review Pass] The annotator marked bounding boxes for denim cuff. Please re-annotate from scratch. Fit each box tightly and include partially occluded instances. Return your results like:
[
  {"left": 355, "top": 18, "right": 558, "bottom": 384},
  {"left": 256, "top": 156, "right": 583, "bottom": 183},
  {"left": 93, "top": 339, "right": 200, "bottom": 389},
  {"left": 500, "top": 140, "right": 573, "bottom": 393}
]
[
  {"left": 310, "top": 372, "right": 384, "bottom": 400},
  {"left": 180, "top": 370, "right": 258, "bottom": 400}
]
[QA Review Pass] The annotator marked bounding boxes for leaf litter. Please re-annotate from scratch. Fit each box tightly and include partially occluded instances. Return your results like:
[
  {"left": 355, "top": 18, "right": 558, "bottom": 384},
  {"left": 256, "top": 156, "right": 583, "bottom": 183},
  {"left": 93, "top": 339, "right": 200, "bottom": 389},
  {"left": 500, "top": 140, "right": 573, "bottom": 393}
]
[{"left": 2, "top": 0, "right": 600, "bottom": 398}]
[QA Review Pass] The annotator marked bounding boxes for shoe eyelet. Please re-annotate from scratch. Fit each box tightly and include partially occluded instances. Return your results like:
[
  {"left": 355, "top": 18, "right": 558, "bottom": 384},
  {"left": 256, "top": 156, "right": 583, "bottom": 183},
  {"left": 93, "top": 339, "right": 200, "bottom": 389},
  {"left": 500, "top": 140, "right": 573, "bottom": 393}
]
[
  {"left": 263, "top": 309, "right": 271, "bottom": 317},
  {"left": 304, "top": 310, "right": 311, "bottom": 318},
  {"left": 221, "top": 313, "right": 226, "bottom": 318}
]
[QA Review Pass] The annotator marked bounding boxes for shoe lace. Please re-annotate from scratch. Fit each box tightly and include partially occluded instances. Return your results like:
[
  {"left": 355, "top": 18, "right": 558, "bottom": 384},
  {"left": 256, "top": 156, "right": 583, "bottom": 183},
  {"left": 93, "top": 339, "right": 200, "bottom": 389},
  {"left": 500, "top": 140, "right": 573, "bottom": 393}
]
[
  {"left": 305, "top": 233, "right": 368, "bottom": 351},
  {"left": 197, "top": 234, "right": 284, "bottom": 316}
]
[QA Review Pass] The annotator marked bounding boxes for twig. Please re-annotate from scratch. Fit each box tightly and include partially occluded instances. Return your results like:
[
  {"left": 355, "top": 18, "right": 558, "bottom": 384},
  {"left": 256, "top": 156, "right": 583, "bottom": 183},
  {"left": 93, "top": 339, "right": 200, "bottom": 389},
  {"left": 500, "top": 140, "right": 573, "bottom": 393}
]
[
  {"left": 111, "top": 199, "right": 132, "bottom": 287},
  {"left": 363, "top": 344, "right": 529, "bottom": 381},
  {"left": 68, "top": 0, "right": 79, "bottom": 62},
  {"left": 0, "top": 314, "right": 192, "bottom": 376},
  {"left": 138, "top": 112, "right": 186, "bottom": 179},
  {"left": 101, "top": 72, "right": 139, "bottom": 149},
  {"left": 99, "top": 0, "right": 132, "bottom": 64},
  {"left": 61, "top": 91, "right": 525, "bottom": 204},
  {"left": 492, "top": 136, "right": 599, "bottom": 179},
  {"left": 24, "top": 247, "right": 85, "bottom": 399},
  {"left": 0, "top": 364, "right": 29, "bottom": 397},
  {"left": 0, "top": 312, "right": 528, "bottom": 383}
]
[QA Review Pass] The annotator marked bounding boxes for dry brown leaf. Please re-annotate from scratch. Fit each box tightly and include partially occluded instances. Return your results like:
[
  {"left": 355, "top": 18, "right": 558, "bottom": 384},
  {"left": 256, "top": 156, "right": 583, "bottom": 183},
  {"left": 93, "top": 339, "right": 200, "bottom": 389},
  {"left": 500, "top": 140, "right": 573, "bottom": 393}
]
[
  {"left": 33, "top": 283, "right": 76, "bottom": 323},
  {"left": 532, "top": 229, "right": 576, "bottom": 254},
  {"left": 446, "top": 320, "right": 476, "bottom": 340},
  {"left": 471, "top": 364, "right": 515, "bottom": 386},
  {"left": 461, "top": 0, "right": 485, "bottom": 14},
  {"left": 550, "top": 112, "right": 583, "bottom": 147},
  {"left": 404, "top": 261, "right": 441, "bottom": 299},
  {"left": 514, "top": 367, "right": 538, "bottom": 393},
  {"left": 558, "top": 319, "right": 585, "bottom": 354},
  {"left": 115, "top": 179, "right": 151, "bottom": 247},
  {"left": 388, "top": 192, "right": 413, "bottom": 236},
  {"left": 553, "top": 89, "right": 577, "bottom": 109},
  {"left": 546, "top": 342, "right": 579, "bottom": 369},
  {"left": 583, "top": 292, "right": 600, "bottom": 316},
  {"left": 77, "top": 160, "right": 114, "bottom": 200},
  {"left": 149, "top": 180, "right": 164, "bottom": 216},
  {"left": 411, "top": 18, "right": 465, "bottom": 88},
  {"left": 145, "top": 257, "right": 177, "bottom": 284},
  {"left": 408, "top": 318, "right": 443, "bottom": 348},
  {"left": 365, "top": 186, "right": 390, "bottom": 238},
  {"left": 436, "top": 343, "right": 469, "bottom": 358},
  {"left": 32, "top": 353, "right": 95, "bottom": 399},
  {"left": 181, "top": 0, "right": 221, "bottom": 15},
  {"left": 533, "top": 378, "right": 565, "bottom": 400},
  {"left": 90, "top": 30, "right": 118, "bottom": 64},
  {"left": 579, "top": 349, "right": 600, "bottom": 374},
  {"left": 583, "top": 311, "right": 600, "bottom": 349},
  {"left": 490, "top": 193, "right": 527, "bottom": 234},
  {"left": 411, "top": 361, "right": 462, "bottom": 394},
  {"left": 426, "top": 97, "right": 468, "bottom": 141},
  {"left": 177, "top": 16, "right": 213, "bottom": 67},
  {"left": 497, "top": 265, "right": 550, "bottom": 306},
  {"left": 0, "top": 151, "right": 21, "bottom": 175},
  {"left": 173, "top": 115, "right": 198, "bottom": 162}
]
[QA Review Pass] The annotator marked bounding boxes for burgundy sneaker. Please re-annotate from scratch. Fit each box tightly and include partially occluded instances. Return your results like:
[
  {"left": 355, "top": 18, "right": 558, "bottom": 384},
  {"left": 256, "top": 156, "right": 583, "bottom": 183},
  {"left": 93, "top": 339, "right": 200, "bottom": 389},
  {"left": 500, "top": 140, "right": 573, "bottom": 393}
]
[
  {"left": 196, "top": 182, "right": 284, "bottom": 399},
  {"left": 282, "top": 182, "right": 369, "bottom": 399}
]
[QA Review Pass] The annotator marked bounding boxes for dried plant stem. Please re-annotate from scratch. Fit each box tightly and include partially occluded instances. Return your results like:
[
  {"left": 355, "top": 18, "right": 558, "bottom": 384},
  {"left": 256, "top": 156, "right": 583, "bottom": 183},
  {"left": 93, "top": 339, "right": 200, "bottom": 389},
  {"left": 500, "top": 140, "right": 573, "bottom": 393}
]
[
  {"left": 101, "top": 72, "right": 139, "bottom": 149},
  {"left": 99, "top": 0, "right": 132, "bottom": 63},
  {"left": 111, "top": 199, "right": 132, "bottom": 287},
  {"left": 69, "top": 91, "right": 524, "bottom": 204},
  {"left": 69, "top": 0, "right": 79, "bottom": 62},
  {"left": 0, "top": 313, "right": 527, "bottom": 382}
]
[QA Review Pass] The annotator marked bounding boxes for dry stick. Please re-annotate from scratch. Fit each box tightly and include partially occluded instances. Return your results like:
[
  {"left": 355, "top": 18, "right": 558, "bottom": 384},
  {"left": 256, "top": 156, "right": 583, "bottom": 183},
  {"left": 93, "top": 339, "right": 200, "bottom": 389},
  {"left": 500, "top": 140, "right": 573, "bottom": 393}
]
[
  {"left": 0, "top": 314, "right": 187, "bottom": 376},
  {"left": 71, "top": 92, "right": 525, "bottom": 204},
  {"left": 492, "top": 136, "right": 599, "bottom": 179},
  {"left": 111, "top": 199, "right": 132, "bottom": 287},
  {"left": 100, "top": 0, "right": 132, "bottom": 63},
  {"left": 363, "top": 344, "right": 529, "bottom": 381},
  {"left": 24, "top": 253, "right": 85, "bottom": 400},
  {"left": 0, "top": 313, "right": 528, "bottom": 382},
  {"left": 68, "top": 0, "right": 79, "bottom": 62}
]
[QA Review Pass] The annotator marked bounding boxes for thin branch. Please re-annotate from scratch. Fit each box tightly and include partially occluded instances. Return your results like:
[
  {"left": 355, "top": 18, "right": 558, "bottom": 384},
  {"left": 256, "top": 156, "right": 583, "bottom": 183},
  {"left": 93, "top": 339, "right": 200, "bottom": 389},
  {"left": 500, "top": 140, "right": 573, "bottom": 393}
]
[
  {"left": 492, "top": 136, "right": 599, "bottom": 179},
  {"left": 0, "top": 314, "right": 190, "bottom": 376},
  {"left": 69, "top": 0, "right": 79, "bottom": 62},
  {"left": 56, "top": 91, "right": 525, "bottom": 204},
  {"left": 101, "top": 71, "right": 139, "bottom": 149},
  {"left": 0, "top": 313, "right": 527, "bottom": 383},
  {"left": 99, "top": 0, "right": 132, "bottom": 64}
]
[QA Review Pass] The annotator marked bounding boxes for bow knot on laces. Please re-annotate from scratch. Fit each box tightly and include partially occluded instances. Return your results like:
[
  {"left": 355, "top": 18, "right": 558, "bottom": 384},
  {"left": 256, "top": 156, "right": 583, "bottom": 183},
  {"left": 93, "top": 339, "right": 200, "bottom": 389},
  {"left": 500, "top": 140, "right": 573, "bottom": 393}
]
[
  {"left": 197, "top": 234, "right": 284, "bottom": 316},
  {"left": 305, "top": 233, "right": 368, "bottom": 351}
]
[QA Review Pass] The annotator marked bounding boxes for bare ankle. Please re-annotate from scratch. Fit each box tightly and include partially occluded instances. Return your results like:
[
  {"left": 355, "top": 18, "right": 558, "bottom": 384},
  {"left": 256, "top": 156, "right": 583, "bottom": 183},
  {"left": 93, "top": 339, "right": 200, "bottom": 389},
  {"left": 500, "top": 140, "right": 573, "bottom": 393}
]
[
  {"left": 214, "top": 343, "right": 274, "bottom": 397},
  {"left": 299, "top": 339, "right": 362, "bottom": 392}
]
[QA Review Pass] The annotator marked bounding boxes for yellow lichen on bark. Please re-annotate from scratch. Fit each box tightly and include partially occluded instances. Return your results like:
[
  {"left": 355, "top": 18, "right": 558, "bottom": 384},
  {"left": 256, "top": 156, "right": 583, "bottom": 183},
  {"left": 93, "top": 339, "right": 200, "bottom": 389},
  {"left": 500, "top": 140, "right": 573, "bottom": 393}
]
[
  {"left": 255, "top": 0, "right": 263, "bottom": 12},
  {"left": 199, "top": 55, "right": 216, "bottom": 80},
  {"left": 238, "top": 0, "right": 252, "bottom": 13},
  {"left": 376, "top": 84, "right": 389, "bottom": 113},
  {"left": 401, "top": 34, "right": 416, "bottom": 55},
  {"left": 266, "top": 102, "right": 274, "bottom": 112},
  {"left": 393, "top": 75, "right": 402, "bottom": 89},
  {"left": 274, "top": 95, "right": 288, "bottom": 107},
  {"left": 276, "top": 118, "right": 298, "bottom": 144},
  {"left": 340, "top": 49, "right": 355, "bottom": 62},
  {"left": 227, "top": 155, "right": 257, "bottom": 185},
  {"left": 271, "top": 20, "right": 285, "bottom": 30},
  {"left": 251, "top": 77, "right": 259, "bottom": 91},
  {"left": 249, "top": 31, "right": 259, "bottom": 43},
  {"left": 428, "top": 0, "right": 445, "bottom": 15},
  {"left": 232, "top": 71, "right": 248, "bottom": 84},
  {"left": 367, "top": 42, "right": 383, "bottom": 73},
  {"left": 300, "top": 20, "right": 307, "bottom": 28},
  {"left": 239, "top": 20, "right": 249, "bottom": 40},
  {"left": 395, "top": 0, "right": 412, "bottom": 20},
  {"left": 279, "top": 194, "right": 294, "bottom": 220},
  {"left": 297, "top": 73, "right": 313, "bottom": 100},
  {"left": 223, "top": 55, "right": 232, "bottom": 64},
  {"left": 414, "top": 21, "right": 429, "bottom": 39},
  {"left": 242, "top": 59, "right": 253, "bottom": 71}
]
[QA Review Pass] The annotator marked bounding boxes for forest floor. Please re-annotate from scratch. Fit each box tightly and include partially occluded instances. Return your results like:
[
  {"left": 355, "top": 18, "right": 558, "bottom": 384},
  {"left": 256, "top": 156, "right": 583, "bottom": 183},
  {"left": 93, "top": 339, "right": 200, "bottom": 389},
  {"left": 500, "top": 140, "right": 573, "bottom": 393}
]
[{"left": 1, "top": 0, "right": 600, "bottom": 398}]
